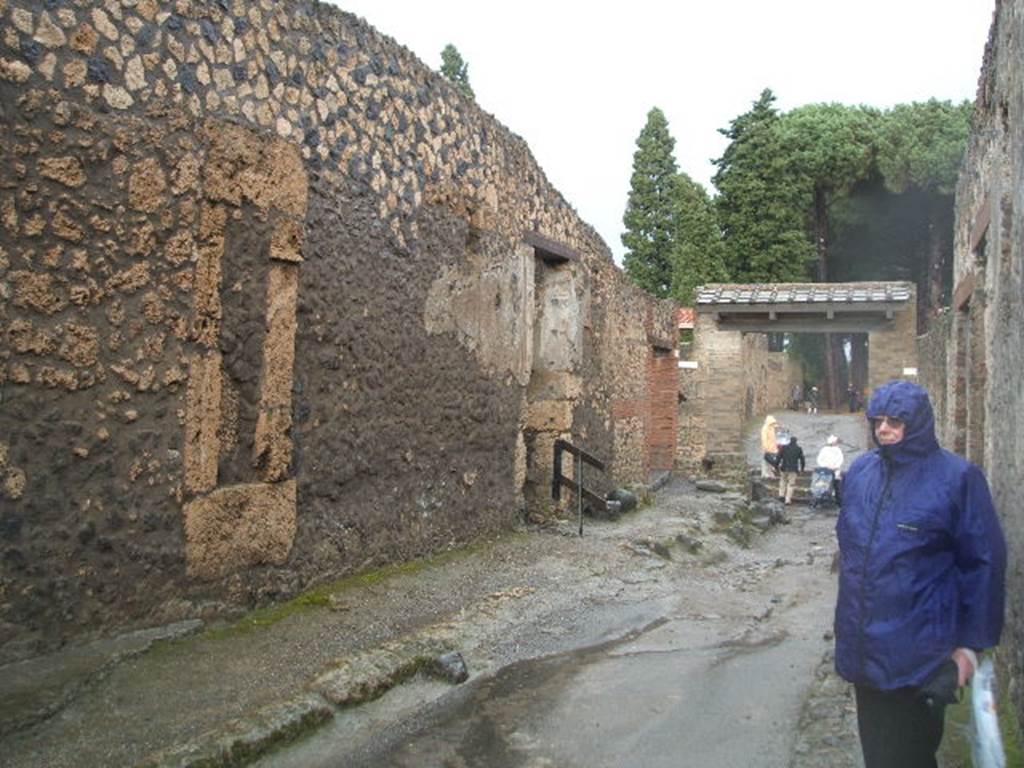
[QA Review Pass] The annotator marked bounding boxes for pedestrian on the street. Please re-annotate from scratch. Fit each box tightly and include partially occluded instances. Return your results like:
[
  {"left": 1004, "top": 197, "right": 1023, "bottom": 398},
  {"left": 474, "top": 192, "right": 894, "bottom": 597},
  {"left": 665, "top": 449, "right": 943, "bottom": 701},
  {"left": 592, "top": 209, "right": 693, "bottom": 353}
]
[
  {"left": 847, "top": 384, "right": 859, "bottom": 413},
  {"left": 777, "top": 435, "right": 805, "bottom": 504},
  {"left": 760, "top": 414, "right": 780, "bottom": 479},
  {"left": 834, "top": 380, "right": 1006, "bottom": 768},
  {"left": 815, "top": 434, "right": 844, "bottom": 505},
  {"left": 807, "top": 386, "right": 819, "bottom": 414}
]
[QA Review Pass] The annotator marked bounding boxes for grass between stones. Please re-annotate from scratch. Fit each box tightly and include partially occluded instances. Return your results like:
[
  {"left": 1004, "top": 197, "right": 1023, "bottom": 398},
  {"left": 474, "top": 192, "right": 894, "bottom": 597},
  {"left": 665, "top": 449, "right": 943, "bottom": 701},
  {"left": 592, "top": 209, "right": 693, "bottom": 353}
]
[{"left": 197, "top": 534, "right": 516, "bottom": 642}]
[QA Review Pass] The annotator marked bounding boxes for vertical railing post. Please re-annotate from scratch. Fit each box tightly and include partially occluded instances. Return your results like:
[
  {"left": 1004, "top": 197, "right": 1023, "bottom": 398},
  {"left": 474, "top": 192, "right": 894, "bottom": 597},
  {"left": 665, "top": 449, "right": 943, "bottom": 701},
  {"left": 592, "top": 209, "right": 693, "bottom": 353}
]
[
  {"left": 552, "top": 439, "right": 564, "bottom": 503},
  {"left": 577, "top": 452, "right": 584, "bottom": 537}
]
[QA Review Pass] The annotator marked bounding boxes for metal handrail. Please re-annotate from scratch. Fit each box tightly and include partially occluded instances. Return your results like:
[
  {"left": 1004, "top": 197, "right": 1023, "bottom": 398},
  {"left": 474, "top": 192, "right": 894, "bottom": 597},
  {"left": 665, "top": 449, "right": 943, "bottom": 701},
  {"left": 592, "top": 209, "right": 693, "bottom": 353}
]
[{"left": 551, "top": 439, "right": 613, "bottom": 535}]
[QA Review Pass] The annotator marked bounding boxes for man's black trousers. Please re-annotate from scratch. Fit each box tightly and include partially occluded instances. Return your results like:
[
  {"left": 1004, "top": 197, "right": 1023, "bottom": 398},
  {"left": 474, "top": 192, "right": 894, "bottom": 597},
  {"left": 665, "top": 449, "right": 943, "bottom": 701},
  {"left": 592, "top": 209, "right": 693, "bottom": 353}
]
[{"left": 855, "top": 685, "right": 945, "bottom": 768}]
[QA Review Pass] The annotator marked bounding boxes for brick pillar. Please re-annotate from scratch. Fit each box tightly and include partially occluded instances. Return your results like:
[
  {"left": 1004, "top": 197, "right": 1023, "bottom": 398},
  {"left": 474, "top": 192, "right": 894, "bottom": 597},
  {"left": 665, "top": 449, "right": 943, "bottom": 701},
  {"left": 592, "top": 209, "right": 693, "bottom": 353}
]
[
  {"left": 868, "top": 284, "right": 918, "bottom": 395},
  {"left": 646, "top": 349, "right": 678, "bottom": 472},
  {"left": 694, "top": 314, "right": 745, "bottom": 458}
]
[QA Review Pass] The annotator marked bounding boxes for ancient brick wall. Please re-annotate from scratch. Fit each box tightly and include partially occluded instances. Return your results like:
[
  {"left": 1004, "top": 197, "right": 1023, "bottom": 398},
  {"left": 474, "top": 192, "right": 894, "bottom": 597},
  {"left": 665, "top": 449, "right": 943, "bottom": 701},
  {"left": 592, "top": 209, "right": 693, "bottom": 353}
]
[
  {"left": 867, "top": 283, "right": 918, "bottom": 391},
  {"left": 644, "top": 304, "right": 678, "bottom": 475},
  {"left": 740, "top": 334, "right": 799, "bottom": 419},
  {"left": 0, "top": 0, "right": 676, "bottom": 658},
  {"left": 942, "top": 0, "right": 1024, "bottom": 725},
  {"left": 679, "top": 322, "right": 801, "bottom": 476},
  {"left": 691, "top": 314, "right": 745, "bottom": 469}
]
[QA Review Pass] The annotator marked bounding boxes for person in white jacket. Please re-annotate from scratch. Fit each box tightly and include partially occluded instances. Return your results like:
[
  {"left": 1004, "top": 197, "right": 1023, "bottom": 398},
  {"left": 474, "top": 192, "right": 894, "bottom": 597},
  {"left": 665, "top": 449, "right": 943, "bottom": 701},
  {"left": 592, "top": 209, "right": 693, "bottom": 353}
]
[{"left": 816, "top": 434, "right": 844, "bottom": 504}]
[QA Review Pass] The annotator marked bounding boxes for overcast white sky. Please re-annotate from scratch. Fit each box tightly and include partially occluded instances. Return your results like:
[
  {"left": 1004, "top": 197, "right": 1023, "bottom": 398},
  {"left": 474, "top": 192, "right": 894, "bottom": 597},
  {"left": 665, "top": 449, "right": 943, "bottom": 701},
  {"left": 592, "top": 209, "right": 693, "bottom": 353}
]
[{"left": 327, "top": 1, "right": 996, "bottom": 263}]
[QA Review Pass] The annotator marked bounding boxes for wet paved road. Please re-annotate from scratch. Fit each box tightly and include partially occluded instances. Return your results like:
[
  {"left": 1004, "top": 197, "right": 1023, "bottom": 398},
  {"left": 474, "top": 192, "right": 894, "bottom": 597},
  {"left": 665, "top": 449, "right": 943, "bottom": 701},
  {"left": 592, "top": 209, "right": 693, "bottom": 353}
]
[{"left": 259, "top": 415, "right": 870, "bottom": 768}]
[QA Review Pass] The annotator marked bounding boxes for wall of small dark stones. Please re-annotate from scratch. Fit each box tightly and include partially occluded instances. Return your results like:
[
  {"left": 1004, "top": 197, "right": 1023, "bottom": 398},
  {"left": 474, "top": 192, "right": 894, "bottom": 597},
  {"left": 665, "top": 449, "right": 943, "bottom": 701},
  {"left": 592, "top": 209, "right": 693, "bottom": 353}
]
[
  {"left": 942, "top": 0, "right": 1024, "bottom": 728},
  {"left": 914, "top": 308, "right": 952, "bottom": 447},
  {"left": 0, "top": 0, "right": 676, "bottom": 659}
]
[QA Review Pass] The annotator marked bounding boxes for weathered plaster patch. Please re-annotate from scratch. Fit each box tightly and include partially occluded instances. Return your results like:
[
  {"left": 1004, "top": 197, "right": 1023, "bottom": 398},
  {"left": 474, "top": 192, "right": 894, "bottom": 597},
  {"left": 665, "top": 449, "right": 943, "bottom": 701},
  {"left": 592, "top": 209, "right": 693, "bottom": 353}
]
[
  {"left": 184, "top": 351, "right": 222, "bottom": 494},
  {"left": 253, "top": 263, "right": 298, "bottom": 482},
  {"left": 423, "top": 246, "right": 533, "bottom": 384}
]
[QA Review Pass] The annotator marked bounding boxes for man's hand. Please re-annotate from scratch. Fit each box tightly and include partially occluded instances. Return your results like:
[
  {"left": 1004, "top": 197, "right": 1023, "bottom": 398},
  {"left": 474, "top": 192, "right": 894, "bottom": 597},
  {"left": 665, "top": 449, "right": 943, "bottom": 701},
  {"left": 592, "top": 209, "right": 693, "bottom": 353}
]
[{"left": 951, "top": 647, "right": 978, "bottom": 687}]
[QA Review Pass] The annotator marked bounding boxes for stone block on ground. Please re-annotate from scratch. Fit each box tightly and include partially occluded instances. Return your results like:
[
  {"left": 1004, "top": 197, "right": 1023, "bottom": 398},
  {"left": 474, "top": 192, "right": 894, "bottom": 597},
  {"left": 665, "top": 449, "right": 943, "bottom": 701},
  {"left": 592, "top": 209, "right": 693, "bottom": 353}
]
[
  {"left": 675, "top": 533, "right": 703, "bottom": 554},
  {"left": 429, "top": 651, "right": 469, "bottom": 684},
  {"left": 694, "top": 479, "right": 730, "bottom": 493},
  {"left": 138, "top": 694, "right": 333, "bottom": 768}
]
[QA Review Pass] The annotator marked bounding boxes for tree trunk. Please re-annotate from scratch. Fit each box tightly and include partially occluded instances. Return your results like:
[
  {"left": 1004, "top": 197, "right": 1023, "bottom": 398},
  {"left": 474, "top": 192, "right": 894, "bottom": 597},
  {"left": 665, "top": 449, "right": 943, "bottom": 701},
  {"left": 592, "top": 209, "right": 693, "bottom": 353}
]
[
  {"left": 921, "top": 194, "right": 950, "bottom": 333},
  {"left": 814, "top": 185, "right": 842, "bottom": 409},
  {"left": 814, "top": 186, "right": 829, "bottom": 282},
  {"left": 850, "top": 333, "right": 868, "bottom": 394}
]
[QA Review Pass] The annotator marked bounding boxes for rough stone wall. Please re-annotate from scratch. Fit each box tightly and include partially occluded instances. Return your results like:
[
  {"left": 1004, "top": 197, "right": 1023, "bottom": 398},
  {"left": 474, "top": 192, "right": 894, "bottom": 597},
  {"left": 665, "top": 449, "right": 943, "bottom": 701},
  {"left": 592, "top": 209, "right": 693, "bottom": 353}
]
[
  {"left": 866, "top": 283, "right": 918, "bottom": 391},
  {"left": 681, "top": 323, "right": 801, "bottom": 476},
  {"left": 915, "top": 308, "right": 953, "bottom": 447},
  {"left": 943, "top": 0, "right": 1024, "bottom": 723},
  {"left": 0, "top": 0, "right": 675, "bottom": 658},
  {"left": 741, "top": 334, "right": 799, "bottom": 418},
  {"left": 691, "top": 314, "right": 745, "bottom": 471},
  {"left": 599, "top": 281, "right": 677, "bottom": 489},
  {"left": 676, "top": 366, "right": 702, "bottom": 475}
]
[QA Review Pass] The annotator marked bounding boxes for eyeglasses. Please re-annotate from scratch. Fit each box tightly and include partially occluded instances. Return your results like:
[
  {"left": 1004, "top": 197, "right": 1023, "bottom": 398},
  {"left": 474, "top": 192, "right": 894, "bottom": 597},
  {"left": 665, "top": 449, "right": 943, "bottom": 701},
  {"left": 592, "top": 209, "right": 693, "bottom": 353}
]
[{"left": 872, "top": 415, "right": 905, "bottom": 429}]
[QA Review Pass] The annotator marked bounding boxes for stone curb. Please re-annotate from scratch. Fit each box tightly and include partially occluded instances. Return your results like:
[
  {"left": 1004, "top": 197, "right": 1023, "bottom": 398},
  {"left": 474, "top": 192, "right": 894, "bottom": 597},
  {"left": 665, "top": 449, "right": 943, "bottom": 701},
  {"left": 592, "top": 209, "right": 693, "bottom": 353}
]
[
  {"left": 311, "top": 630, "right": 457, "bottom": 707},
  {"left": 135, "top": 627, "right": 462, "bottom": 768},
  {"left": 136, "top": 693, "right": 334, "bottom": 768}
]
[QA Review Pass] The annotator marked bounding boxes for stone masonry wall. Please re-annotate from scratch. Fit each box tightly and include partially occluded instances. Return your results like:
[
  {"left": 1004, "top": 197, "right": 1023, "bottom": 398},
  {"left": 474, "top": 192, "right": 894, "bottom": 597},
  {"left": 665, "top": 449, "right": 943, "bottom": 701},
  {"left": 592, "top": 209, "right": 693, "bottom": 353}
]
[
  {"left": 741, "top": 333, "right": 800, "bottom": 419},
  {"left": 0, "top": 0, "right": 676, "bottom": 659},
  {"left": 679, "top": 324, "right": 800, "bottom": 477},
  {"left": 944, "top": 0, "right": 1024, "bottom": 725},
  {"left": 867, "top": 282, "right": 918, "bottom": 392},
  {"left": 915, "top": 308, "right": 953, "bottom": 447},
  {"left": 691, "top": 313, "right": 745, "bottom": 478}
]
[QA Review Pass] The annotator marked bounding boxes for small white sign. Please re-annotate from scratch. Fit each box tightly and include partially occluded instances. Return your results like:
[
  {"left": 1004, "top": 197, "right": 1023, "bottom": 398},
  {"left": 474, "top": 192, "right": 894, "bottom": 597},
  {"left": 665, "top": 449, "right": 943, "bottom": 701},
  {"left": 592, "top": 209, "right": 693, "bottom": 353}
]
[
  {"left": 679, "top": 361, "right": 699, "bottom": 369},
  {"left": 903, "top": 367, "right": 919, "bottom": 376}
]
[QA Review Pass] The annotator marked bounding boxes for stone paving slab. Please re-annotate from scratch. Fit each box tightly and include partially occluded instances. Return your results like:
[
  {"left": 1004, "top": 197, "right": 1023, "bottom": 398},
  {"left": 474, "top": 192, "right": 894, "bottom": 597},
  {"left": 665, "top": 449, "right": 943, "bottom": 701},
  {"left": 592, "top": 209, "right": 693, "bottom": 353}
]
[{"left": 0, "top": 619, "right": 202, "bottom": 738}]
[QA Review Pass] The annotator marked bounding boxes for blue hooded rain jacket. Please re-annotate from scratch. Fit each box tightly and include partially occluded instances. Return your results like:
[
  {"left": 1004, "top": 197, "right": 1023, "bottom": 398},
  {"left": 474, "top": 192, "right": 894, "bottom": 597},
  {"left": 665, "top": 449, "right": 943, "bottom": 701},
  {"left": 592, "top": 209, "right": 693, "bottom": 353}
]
[{"left": 834, "top": 380, "right": 1006, "bottom": 690}]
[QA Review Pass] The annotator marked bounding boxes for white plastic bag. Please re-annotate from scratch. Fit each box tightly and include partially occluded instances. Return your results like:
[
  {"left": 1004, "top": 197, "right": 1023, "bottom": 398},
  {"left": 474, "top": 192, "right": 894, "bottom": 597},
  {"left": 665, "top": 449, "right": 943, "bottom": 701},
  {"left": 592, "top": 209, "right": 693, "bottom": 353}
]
[{"left": 972, "top": 658, "right": 1006, "bottom": 768}]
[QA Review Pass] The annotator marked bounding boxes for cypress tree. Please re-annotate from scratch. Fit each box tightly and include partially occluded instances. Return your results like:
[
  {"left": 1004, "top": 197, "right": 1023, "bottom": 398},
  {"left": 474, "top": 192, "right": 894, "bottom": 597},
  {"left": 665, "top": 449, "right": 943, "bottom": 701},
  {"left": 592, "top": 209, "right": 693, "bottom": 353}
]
[
  {"left": 713, "top": 89, "right": 814, "bottom": 282},
  {"left": 622, "top": 107, "right": 680, "bottom": 298},
  {"left": 671, "top": 173, "right": 729, "bottom": 305}
]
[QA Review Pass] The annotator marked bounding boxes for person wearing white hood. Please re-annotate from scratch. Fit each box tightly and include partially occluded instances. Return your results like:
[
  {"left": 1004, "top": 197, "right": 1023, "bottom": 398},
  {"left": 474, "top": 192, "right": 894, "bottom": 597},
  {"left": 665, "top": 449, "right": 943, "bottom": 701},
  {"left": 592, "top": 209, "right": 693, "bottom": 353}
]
[{"left": 816, "top": 434, "right": 844, "bottom": 504}]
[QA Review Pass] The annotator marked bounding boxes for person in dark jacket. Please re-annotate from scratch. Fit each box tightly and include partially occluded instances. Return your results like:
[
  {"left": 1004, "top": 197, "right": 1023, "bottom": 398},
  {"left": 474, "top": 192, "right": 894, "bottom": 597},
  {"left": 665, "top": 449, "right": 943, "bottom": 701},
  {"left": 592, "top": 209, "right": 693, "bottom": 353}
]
[
  {"left": 834, "top": 380, "right": 1006, "bottom": 768},
  {"left": 776, "top": 435, "right": 805, "bottom": 504}
]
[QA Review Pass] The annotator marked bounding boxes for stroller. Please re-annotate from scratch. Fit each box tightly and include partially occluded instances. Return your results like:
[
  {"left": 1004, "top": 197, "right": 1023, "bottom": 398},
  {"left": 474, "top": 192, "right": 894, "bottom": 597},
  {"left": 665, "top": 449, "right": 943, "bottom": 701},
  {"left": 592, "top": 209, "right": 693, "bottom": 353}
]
[{"left": 809, "top": 467, "right": 836, "bottom": 508}]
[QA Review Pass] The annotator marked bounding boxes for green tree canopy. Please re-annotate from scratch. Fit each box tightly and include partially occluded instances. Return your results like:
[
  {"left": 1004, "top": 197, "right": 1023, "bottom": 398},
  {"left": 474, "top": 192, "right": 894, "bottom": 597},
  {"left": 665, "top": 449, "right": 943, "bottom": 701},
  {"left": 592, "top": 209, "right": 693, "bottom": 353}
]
[
  {"left": 712, "top": 89, "right": 815, "bottom": 282},
  {"left": 872, "top": 99, "right": 971, "bottom": 310},
  {"left": 440, "top": 44, "right": 474, "bottom": 99},
  {"left": 670, "top": 173, "right": 728, "bottom": 305},
  {"left": 711, "top": 93, "right": 971, "bottom": 401},
  {"left": 875, "top": 99, "right": 972, "bottom": 195},
  {"left": 622, "top": 107, "right": 680, "bottom": 298},
  {"left": 776, "top": 103, "right": 879, "bottom": 280}
]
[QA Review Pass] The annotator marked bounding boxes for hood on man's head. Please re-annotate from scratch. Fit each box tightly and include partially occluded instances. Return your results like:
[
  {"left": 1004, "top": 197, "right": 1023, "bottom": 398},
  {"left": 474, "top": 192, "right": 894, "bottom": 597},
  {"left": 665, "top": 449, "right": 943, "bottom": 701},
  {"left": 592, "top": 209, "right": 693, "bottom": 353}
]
[
  {"left": 866, "top": 380, "right": 939, "bottom": 460},
  {"left": 765, "top": 415, "right": 777, "bottom": 425}
]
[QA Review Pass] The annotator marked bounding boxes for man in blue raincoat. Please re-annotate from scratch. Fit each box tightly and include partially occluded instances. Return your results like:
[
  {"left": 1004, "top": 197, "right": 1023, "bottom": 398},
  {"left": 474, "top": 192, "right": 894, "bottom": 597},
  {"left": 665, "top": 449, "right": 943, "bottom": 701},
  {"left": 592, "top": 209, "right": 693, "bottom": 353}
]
[{"left": 834, "top": 380, "right": 1006, "bottom": 768}]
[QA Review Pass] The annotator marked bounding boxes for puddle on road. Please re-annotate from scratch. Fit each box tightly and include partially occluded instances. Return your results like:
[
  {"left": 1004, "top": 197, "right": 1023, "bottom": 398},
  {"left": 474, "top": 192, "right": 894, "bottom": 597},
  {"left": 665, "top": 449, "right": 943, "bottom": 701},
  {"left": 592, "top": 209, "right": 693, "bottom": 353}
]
[
  {"left": 368, "top": 617, "right": 792, "bottom": 767},
  {"left": 332, "top": 618, "right": 672, "bottom": 768}
]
